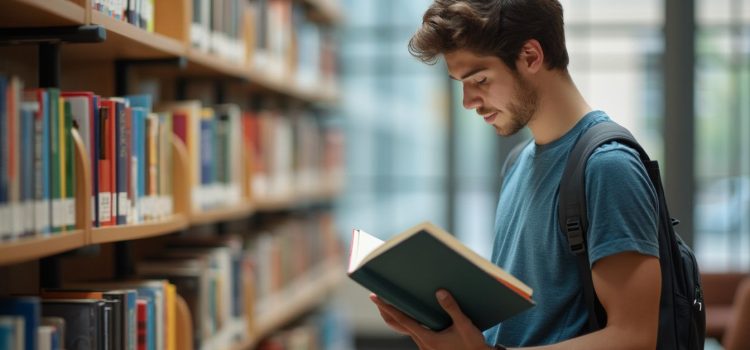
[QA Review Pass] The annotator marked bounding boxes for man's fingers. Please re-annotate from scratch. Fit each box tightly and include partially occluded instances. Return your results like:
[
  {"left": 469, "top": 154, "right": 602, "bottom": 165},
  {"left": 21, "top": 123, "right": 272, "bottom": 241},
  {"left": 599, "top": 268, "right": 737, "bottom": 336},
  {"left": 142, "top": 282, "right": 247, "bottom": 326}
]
[
  {"left": 435, "top": 289, "right": 475, "bottom": 333},
  {"left": 370, "top": 294, "right": 432, "bottom": 342},
  {"left": 369, "top": 295, "right": 410, "bottom": 334}
]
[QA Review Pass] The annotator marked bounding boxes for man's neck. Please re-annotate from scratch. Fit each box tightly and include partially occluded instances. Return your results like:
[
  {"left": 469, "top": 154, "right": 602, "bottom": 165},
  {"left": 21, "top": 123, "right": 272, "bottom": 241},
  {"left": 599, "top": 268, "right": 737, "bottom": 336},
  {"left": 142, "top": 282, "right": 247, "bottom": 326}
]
[{"left": 527, "top": 71, "right": 591, "bottom": 145}]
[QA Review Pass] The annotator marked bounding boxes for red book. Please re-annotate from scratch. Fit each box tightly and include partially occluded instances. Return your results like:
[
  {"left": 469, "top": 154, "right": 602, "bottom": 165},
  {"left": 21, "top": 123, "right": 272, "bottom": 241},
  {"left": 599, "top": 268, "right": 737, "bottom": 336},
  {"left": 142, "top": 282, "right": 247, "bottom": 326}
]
[
  {"left": 98, "top": 100, "right": 116, "bottom": 226},
  {"left": 171, "top": 111, "right": 188, "bottom": 145},
  {"left": 137, "top": 299, "right": 147, "bottom": 350}
]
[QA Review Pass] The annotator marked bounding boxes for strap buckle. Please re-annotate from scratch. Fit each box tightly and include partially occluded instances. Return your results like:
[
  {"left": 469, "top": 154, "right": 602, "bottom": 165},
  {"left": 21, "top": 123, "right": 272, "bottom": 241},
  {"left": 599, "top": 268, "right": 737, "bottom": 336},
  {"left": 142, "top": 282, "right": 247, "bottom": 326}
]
[{"left": 566, "top": 217, "right": 586, "bottom": 254}]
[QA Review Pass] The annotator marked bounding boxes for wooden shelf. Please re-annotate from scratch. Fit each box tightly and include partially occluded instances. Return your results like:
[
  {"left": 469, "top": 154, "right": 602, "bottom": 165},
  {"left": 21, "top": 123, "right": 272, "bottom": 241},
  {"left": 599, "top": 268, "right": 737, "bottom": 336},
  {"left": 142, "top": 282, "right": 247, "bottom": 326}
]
[
  {"left": 90, "top": 214, "right": 189, "bottom": 244},
  {"left": 0, "top": 230, "right": 87, "bottom": 266},
  {"left": 64, "top": 11, "right": 186, "bottom": 60},
  {"left": 0, "top": 0, "right": 85, "bottom": 28},
  {"left": 189, "top": 203, "right": 256, "bottom": 226},
  {"left": 233, "top": 260, "right": 344, "bottom": 349}
]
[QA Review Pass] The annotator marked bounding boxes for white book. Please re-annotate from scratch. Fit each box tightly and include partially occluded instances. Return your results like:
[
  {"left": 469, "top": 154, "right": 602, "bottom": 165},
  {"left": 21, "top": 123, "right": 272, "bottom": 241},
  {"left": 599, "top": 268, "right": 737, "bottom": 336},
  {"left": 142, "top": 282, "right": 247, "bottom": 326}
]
[{"left": 37, "top": 325, "right": 54, "bottom": 350}]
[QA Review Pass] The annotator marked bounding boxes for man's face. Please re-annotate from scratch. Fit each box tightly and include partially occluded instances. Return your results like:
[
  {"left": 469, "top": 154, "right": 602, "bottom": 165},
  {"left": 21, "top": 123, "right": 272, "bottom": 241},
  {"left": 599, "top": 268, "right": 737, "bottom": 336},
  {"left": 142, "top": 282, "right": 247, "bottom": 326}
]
[{"left": 445, "top": 50, "right": 538, "bottom": 136}]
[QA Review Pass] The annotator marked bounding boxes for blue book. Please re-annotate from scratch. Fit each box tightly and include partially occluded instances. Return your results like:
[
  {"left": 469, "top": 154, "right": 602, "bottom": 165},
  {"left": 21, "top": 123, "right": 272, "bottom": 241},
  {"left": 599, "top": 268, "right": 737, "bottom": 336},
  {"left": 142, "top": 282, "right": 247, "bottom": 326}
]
[
  {"left": 27, "top": 89, "right": 52, "bottom": 235},
  {"left": 114, "top": 101, "right": 128, "bottom": 225},
  {"left": 200, "top": 118, "right": 215, "bottom": 186},
  {"left": 0, "top": 316, "right": 21, "bottom": 350},
  {"left": 92, "top": 95, "right": 100, "bottom": 227},
  {"left": 0, "top": 297, "right": 41, "bottom": 350},
  {"left": 0, "top": 76, "right": 8, "bottom": 241},
  {"left": 20, "top": 103, "right": 35, "bottom": 238},
  {"left": 129, "top": 107, "right": 146, "bottom": 223},
  {"left": 124, "top": 95, "right": 152, "bottom": 113}
]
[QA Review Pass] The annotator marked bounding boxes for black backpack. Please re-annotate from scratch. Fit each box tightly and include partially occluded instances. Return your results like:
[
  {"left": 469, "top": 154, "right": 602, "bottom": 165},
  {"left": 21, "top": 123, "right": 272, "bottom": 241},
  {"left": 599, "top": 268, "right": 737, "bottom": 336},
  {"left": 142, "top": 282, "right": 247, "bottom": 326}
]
[{"left": 502, "top": 121, "right": 706, "bottom": 349}]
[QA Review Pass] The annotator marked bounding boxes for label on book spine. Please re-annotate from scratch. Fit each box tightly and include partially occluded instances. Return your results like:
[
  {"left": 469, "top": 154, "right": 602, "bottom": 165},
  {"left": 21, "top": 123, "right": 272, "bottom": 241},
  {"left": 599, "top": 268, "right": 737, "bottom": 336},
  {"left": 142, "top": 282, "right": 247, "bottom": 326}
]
[
  {"left": 0, "top": 205, "right": 10, "bottom": 238},
  {"left": 24, "top": 201, "right": 34, "bottom": 234},
  {"left": 99, "top": 192, "right": 112, "bottom": 222},
  {"left": 118, "top": 192, "right": 128, "bottom": 217},
  {"left": 52, "top": 199, "right": 65, "bottom": 228},
  {"left": 35, "top": 200, "right": 50, "bottom": 235},
  {"left": 10, "top": 204, "right": 23, "bottom": 238},
  {"left": 65, "top": 198, "right": 76, "bottom": 227}
]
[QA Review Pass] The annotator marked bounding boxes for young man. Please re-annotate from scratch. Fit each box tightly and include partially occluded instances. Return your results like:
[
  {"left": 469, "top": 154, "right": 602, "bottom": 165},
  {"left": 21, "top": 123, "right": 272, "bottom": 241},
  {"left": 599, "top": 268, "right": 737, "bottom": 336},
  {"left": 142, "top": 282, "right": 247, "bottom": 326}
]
[{"left": 368, "top": 1, "right": 662, "bottom": 349}]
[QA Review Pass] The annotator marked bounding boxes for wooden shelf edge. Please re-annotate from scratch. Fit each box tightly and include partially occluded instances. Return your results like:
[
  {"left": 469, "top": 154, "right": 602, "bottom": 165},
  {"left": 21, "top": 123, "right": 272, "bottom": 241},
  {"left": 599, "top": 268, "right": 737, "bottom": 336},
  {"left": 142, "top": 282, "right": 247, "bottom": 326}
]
[
  {"left": 90, "top": 214, "right": 189, "bottom": 244},
  {"left": 6, "top": 0, "right": 86, "bottom": 25},
  {"left": 236, "top": 260, "right": 344, "bottom": 349},
  {"left": 0, "top": 230, "right": 86, "bottom": 266},
  {"left": 189, "top": 203, "right": 256, "bottom": 226},
  {"left": 91, "top": 11, "right": 186, "bottom": 58}
]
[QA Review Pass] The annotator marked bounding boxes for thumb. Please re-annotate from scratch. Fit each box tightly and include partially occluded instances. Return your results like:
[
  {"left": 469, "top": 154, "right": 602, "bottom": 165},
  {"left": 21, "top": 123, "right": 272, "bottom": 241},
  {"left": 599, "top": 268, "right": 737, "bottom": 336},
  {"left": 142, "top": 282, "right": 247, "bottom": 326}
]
[{"left": 436, "top": 289, "right": 473, "bottom": 328}]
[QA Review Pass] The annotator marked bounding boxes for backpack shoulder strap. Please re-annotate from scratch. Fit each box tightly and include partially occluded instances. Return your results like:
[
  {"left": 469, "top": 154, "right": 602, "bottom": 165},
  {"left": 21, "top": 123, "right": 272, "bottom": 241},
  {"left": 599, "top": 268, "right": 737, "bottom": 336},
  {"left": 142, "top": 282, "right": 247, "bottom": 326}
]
[{"left": 558, "top": 121, "right": 650, "bottom": 332}]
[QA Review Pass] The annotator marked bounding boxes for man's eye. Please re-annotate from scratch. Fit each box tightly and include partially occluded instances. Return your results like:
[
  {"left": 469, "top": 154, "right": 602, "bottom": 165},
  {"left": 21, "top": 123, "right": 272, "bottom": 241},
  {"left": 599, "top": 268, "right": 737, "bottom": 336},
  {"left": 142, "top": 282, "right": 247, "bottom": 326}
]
[{"left": 477, "top": 77, "right": 487, "bottom": 85}]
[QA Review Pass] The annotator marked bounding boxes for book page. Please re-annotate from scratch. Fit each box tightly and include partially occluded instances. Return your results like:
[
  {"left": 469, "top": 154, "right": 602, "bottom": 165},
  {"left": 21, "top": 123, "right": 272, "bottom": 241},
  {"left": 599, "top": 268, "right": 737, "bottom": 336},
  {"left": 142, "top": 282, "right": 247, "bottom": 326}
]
[{"left": 348, "top": 229, "right": 384, "bottom": 273}]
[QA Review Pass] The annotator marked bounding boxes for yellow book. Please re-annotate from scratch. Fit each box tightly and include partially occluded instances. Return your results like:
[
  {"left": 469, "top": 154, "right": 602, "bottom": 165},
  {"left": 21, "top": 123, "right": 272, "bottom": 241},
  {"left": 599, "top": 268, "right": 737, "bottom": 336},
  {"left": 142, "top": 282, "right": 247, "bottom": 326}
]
[{"left": 166, "top": 282, "right": 177, "bottom": 350}]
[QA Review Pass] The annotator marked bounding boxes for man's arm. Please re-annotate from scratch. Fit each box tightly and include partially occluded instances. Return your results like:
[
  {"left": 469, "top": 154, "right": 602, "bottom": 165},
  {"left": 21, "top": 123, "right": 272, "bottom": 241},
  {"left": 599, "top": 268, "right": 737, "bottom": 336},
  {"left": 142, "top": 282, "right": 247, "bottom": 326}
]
[
  {"left": 371, "top": 251, "right": 661, "bottom": 350},
  {"left": 517, "top": 251, "right": 661, "bottom": 350}
]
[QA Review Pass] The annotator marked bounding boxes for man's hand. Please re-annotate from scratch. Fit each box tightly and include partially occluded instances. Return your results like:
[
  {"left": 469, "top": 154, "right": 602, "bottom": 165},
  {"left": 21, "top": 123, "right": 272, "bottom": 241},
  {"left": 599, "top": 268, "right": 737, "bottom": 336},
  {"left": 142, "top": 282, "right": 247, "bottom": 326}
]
[{"left": 369, "top": 290, "right": 493, "bottom": 350}]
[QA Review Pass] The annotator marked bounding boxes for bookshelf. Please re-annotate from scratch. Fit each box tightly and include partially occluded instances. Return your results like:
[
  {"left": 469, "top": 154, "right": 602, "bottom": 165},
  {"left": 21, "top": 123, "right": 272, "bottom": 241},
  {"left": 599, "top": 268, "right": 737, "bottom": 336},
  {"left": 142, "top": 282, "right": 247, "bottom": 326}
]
[
  {"left": 0, "top": 0, "right": 85, "bottom": 27},
  {"left": 236, "top": 260, "right": 344, "bottom": 350},
  {"left": 0, "top": 0, "right": 345, "bottom": 348}
]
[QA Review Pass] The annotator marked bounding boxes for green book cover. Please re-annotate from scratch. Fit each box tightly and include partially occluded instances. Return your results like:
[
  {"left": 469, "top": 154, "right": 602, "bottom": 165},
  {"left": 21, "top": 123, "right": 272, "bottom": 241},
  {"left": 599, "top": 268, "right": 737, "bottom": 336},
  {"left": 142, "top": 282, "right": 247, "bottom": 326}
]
[
  {"left": 348, "top": 222, "right": 535, "bottom": 332},
  {"left": 64, "top": 101, "right": 75, "bottom": 231},
  {"left": 47, "top": 88, "right": 61, "bottom": 233}
]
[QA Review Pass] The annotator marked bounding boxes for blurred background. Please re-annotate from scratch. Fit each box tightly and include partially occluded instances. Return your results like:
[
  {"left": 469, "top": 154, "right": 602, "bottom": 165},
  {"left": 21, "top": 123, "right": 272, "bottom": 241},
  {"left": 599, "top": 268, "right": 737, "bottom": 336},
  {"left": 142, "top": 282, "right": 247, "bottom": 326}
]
[{"left": 331, "top": 0, "right": 750, "bottom": 349}]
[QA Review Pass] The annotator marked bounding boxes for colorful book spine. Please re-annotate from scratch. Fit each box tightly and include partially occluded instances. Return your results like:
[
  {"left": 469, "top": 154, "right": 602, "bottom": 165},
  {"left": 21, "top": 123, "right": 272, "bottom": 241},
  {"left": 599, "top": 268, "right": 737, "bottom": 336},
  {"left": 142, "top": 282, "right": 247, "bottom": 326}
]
[
  {"left": 115, "top": 101, "right": 129, "bottom": 225},
  {"left": 92, "top": 95, "right": 100, "bottom": 227},
  {"left": 98, "top": 101, "right": 116, "bottom": 227},
  {"left": 0, "top": 77, "right": 9, "bottom": 241},
  {"left": 26, "top": 90, "right": 52, "bottom": 236},
  {"left": 7, "top": 77, "right": 22, "bottom": 240},
  {"left": 47, "top": 88, "right": 62, "bottom": 233},
  {"left": 63, "top": 101, "right": 75, "bottom": 231},
  {"left": 136, "top": 299, "right": 146, "bottom": 350},
  {"left": 20, "top": 101, "right": 35, "bottom": 238}
]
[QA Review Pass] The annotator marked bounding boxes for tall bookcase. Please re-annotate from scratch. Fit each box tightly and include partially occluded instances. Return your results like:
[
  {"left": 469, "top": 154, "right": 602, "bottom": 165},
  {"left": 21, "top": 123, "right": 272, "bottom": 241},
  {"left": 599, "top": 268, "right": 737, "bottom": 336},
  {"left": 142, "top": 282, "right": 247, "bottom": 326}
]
[{"left": 0, "top": 0, "right": 345, "bottom": 349}]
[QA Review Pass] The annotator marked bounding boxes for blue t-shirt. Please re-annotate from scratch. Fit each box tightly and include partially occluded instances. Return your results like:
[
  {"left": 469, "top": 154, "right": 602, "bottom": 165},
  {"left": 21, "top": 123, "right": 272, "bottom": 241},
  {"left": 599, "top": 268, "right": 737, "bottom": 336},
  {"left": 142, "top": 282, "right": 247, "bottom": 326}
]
[{"left": 483, "top": 111, "right": 660, "bottom": 347}]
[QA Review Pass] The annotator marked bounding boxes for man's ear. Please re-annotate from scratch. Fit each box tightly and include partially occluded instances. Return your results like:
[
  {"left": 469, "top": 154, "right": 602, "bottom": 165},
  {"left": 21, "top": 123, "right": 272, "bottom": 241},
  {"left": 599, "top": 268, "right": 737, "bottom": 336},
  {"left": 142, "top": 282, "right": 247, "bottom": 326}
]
[{"left": 516, "top": 39, "right": 544, "bottom": 74}]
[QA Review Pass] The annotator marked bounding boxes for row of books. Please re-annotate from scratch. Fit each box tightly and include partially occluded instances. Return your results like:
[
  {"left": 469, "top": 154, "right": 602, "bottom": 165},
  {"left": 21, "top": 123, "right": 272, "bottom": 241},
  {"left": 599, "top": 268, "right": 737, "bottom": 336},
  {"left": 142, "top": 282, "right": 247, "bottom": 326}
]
[
  {"left": 0, "top": 78, "right": 176, "bottom": 240},
  {"left": 257, "top": 305, "right": 353, "bottom": 350},
  {"left": 247, "top": 210, "right": 341, "bottom": 301},
  {"left": 246, "top": 0, "right": 338, "bottom": 88},
  {"left": 92, "top": 0, "right": 156, "bottom": 32},
  {"left": 0, "top": 278, "right": 176, "bottom": 350},
  {"left": 192, "top": 0, "right": 245, "bottom": 62},
  {"left": 246, "top": 107, "right": 345, "bottom": 201},
  {"left": 1, "top": 76, "right": 77, "bottom": 241}
]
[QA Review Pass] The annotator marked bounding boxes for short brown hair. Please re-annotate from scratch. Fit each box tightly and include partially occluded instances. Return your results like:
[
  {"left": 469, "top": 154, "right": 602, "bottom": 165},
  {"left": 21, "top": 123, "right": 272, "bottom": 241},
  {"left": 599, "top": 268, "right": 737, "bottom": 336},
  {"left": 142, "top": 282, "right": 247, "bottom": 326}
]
[{"left": 408, "top": 0, "right": 569, "bottom": 71}]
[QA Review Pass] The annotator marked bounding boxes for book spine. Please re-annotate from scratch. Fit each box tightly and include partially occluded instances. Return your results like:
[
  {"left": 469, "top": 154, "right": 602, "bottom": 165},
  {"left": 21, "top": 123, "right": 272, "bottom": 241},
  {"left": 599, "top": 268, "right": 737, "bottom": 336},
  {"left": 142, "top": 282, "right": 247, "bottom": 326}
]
[
  {"left": 92, "top": 96, "right": 100, "bottom": 227},
  {"left": 130, "top": 108, "right": 141, "bottom": 223},
  {"left": 137, "top": 110, "right": 146, "bottom": 221},
  {"left": 146, "top": 114, "right": 158, "bottom": 216},
  {"left": 0, "top": 77, "right": 8, "bottom": 241},
  {"left": 20, "top": 102, "right": 35, "bottom": 238},
  {"left": 98, "top": 104, "right": 114, "bottom": 226},
  {"left": 63, "top": 101, "right": 75, "bottom": 231},
  {"left": 47, "top": 89, "right": 62, "bottom": 233},
  {"left": 38, "top": 91, "right": 51, "bottom": 235},
  {"left": 136, "top": 300, "right": 146, "bottom": 350},
  {"left": 8, "top": 78, "right": 21, "bottom": 240},
  {"left": 115, "top": 102, "right": 128, "bottom": 225}
]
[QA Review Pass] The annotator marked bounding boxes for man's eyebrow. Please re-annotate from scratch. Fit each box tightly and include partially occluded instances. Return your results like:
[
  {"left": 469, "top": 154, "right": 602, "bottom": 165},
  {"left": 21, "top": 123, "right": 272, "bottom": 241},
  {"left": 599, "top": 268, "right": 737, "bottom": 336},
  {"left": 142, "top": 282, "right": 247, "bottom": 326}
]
[{"left": 449, "top": 67, "right": 487, "bottom": 81}]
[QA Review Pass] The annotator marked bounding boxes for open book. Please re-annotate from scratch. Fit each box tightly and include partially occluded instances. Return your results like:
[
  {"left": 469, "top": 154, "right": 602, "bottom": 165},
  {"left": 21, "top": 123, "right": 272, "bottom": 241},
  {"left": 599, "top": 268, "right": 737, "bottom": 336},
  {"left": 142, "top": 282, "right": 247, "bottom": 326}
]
[{"left": 348, "top": 222, "right": 534, "bottom": 332}]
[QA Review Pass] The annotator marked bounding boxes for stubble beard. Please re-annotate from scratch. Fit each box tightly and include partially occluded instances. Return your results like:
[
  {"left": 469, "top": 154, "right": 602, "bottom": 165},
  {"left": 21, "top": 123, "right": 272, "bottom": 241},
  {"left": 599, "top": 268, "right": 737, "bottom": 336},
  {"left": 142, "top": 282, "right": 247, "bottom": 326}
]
[{"left": 495, "top": 75, "right": 538, "bottom": 136}]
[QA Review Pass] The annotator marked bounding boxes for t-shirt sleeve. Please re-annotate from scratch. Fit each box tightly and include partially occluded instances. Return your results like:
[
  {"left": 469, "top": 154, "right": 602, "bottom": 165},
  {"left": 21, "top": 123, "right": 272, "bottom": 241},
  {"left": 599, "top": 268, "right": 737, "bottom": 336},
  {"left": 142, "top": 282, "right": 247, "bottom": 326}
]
[{"left": 584, "top": 142, "right": 660, "bottom": 267}]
